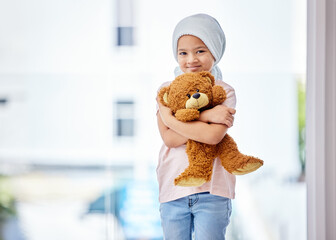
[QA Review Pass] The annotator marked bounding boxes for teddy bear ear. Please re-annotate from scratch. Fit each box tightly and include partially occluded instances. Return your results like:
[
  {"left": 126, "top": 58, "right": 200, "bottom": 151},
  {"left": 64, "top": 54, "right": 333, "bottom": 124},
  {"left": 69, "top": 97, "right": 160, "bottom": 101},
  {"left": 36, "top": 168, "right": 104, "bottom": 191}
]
[
  {"left": 158, "top": 86, "right": 170, "bottom": 106},
  {"left": 199, "top": 71, "right": 215, "bottom": 85},
  {"left": 163, "top": 92, "right": 168, "bottom": 104}
]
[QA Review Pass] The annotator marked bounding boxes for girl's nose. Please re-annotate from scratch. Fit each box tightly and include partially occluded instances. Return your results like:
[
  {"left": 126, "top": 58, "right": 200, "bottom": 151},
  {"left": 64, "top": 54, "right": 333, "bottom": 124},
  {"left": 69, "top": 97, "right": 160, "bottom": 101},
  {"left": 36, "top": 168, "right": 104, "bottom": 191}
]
[{"left": 187, "top": 54, "right": 198, "bottom": 63}]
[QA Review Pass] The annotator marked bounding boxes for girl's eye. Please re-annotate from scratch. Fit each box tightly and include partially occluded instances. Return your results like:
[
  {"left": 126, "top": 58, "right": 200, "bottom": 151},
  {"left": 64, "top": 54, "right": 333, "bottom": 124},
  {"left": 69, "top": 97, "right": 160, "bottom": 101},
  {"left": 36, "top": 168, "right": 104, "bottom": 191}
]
[
  {"left": 179, "top": 52, "right": 187, "bottom": 56},
  {"left": 197, "top": 50, "right": 205, "bottom": 54},
  {"left": 187, "top": 94, "right": 191, "bottom": 98}
]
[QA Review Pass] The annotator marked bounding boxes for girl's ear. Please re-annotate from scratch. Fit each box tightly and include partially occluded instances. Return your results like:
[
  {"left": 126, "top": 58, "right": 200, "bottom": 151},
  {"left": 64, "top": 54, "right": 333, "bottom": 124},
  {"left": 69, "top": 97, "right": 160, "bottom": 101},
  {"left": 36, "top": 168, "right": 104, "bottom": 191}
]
[
  {"left": 158, "top": 86, "right": 170, "bottom": 106},
  {"left": 199, "top": 71, "right": 215, "bottom": 86}
]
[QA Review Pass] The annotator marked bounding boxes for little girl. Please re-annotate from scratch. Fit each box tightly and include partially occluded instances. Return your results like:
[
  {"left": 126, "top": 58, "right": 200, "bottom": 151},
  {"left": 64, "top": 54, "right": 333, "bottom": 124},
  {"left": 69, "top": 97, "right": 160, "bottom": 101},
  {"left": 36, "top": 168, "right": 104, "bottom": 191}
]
[{"left": 156, "top": 14, "right": 236, "bottom": 239}]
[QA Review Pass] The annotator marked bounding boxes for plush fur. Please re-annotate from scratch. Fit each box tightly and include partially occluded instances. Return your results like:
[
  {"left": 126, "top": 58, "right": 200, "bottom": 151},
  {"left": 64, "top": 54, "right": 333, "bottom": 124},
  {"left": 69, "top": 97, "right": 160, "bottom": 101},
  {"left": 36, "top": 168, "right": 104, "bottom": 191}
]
[{"left": 158, "top": 71, "right": 264, "bottom": 187}]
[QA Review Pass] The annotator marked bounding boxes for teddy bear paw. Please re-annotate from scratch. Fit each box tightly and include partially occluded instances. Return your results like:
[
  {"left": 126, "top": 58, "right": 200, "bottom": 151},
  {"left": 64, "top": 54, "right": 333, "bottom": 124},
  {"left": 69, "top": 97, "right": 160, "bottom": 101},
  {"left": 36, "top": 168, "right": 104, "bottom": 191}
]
[
  {"left": 175, "top": 176, "right": 207, "bottom": 187},
  {"left": 231, "top": 159, "right": 264, "bottom": 175}
]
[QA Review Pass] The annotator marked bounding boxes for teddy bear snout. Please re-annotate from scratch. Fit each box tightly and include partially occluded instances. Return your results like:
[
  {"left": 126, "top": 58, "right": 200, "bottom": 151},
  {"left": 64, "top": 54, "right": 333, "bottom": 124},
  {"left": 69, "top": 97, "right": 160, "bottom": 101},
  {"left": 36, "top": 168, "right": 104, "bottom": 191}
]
[{"left": 192, "top": 93, "right": 201, "bottom": 99}]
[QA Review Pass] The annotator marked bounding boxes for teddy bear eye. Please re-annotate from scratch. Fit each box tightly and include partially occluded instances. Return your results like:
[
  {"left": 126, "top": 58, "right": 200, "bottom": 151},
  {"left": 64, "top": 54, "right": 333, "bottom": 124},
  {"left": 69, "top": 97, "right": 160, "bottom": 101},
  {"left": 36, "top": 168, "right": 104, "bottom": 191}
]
[
  {"left": 187, "top": 94, "right": 191, "bottom": 98},
  {"left": 196, "top": 89, "right": 199, "bottom": 92}
]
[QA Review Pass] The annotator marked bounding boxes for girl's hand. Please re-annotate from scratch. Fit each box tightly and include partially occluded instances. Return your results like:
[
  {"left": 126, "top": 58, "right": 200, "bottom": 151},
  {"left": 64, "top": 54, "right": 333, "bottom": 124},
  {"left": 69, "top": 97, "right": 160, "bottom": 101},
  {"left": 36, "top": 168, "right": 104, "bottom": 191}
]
[{"left": 199, "top": 105, "right": 236, "bottom": 127}]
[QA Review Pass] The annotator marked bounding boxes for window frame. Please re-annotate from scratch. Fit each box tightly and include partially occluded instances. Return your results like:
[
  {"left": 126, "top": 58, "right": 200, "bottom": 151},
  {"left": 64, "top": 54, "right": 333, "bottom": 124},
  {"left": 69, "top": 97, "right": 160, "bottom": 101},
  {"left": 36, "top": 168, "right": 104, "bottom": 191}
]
[
  {"left": 114, "top": 100, "right": 135, "bottom": 138},
  {"left": 115, "top": 0, "right": 135, "bottom": 46},
  {"left": 306, "top": 0, "right": 336, "bottom": 239}
]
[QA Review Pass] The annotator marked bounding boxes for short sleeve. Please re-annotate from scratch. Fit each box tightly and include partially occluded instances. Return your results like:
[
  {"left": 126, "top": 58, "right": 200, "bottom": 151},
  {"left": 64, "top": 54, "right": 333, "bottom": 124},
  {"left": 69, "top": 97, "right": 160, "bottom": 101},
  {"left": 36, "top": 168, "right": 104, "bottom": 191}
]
[
  {"left": 215, "top": 80, "right": 237, "bottom": 109},
  {"left": 156, "top": 81, "right": 171, "bottom": 114}
]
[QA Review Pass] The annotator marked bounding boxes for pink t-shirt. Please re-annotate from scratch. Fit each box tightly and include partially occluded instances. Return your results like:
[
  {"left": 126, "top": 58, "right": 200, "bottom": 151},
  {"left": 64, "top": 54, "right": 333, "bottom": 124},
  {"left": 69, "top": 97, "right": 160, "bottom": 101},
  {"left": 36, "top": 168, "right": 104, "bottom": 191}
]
[{"left": 156, "top": 80, "right": 237, "bottom": 203}]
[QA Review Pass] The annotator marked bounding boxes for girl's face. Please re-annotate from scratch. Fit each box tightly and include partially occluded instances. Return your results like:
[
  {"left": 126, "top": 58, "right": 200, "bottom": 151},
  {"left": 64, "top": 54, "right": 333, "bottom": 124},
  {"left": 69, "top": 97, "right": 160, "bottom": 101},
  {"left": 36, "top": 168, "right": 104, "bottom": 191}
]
[{"left": 177, "top": 35, "right": 215, "bottom": 73}]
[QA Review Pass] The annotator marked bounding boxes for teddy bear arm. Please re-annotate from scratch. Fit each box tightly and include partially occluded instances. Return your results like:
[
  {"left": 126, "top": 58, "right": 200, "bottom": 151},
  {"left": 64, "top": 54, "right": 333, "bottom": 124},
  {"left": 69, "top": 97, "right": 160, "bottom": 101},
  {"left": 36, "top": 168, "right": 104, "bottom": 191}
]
[
  {"left": 212, "top": 85, "right": 227, "bottom": 106},
  {"left": 175, "top": 109, "right": 200, "bottom": 122}
]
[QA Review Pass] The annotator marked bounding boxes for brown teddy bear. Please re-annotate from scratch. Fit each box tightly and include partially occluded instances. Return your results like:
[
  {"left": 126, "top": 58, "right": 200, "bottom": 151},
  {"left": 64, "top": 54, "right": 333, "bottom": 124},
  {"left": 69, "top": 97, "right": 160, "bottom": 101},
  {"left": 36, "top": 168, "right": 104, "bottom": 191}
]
[{"left": 158, "top": 71, "right": 264, "bottom": 187}]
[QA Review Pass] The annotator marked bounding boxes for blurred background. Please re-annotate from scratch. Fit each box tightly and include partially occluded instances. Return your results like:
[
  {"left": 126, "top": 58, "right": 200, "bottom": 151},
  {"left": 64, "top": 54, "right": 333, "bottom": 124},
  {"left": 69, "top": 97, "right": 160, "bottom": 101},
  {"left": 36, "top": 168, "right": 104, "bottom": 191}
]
[{"left": 0, "top": 0, "right": 307, "bottom": 239}]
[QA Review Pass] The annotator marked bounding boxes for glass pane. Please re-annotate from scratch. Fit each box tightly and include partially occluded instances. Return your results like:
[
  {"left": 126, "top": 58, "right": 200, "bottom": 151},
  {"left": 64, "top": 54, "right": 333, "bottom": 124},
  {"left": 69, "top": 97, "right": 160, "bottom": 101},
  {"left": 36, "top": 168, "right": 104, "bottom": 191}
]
[
  {"left": 117, "top": 119, "right": 134, "bottom": 136},
  {"left": 0, "top": 0, "right": 306, "bottom": 240},
  {"left": 116, "top": 101, "right": 134, "bottom": 119},
  {"left": 2, "top": 167, "right": 126, "bottom": 240},
  {"left": 117, "top": 27, "right": 134, "bottom": 46}
]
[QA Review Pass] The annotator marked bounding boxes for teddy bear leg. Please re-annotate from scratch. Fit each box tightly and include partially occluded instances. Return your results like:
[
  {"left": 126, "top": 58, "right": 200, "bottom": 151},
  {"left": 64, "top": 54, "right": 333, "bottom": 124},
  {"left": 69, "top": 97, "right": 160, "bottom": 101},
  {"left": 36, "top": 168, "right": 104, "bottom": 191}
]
[
  {"left": 218, "top": 134, "right": 264, "bottom": 175},
  {"left": 174, "top": 141, "right": 216, "bottom": 187}
]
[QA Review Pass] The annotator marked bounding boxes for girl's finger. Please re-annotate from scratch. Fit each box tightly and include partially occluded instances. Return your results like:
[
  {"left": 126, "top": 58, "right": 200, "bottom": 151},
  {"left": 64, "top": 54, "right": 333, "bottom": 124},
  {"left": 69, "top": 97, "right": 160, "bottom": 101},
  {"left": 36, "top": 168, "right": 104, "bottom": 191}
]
[
  {"left": 225, "top": 120, "right": 232, "bottom": 128},
  {"left": 226, "top": 115, "right": 234, "bottom": 123},
  {"left": 228, "top": 108, "right": 236, "bottom": 115}
]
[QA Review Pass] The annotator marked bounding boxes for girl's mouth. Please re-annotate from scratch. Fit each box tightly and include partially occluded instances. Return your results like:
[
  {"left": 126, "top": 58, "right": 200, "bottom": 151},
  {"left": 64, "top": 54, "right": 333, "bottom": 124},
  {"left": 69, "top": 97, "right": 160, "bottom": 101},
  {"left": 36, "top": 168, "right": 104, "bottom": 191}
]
[{"left": 188, "top": 65, "right": 202, "bottom": 71}]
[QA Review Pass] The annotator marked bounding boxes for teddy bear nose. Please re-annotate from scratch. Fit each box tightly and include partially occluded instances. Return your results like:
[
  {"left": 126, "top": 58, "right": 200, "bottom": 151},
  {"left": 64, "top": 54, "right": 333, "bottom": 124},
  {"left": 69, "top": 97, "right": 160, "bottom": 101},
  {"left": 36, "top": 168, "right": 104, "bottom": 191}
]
[{"left": 192, "top": 93, "right": 201, "bottom": 99}]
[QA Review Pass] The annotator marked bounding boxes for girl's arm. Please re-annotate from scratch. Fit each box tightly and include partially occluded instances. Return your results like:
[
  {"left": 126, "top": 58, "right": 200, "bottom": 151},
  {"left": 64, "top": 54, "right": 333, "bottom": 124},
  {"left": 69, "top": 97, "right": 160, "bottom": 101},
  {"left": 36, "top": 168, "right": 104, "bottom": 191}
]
[
  {"left": 157, "top": 113, "right": 188, "bottom": 148},
  {"left": 158, "top": 102, "right": 231, "bottom": 145}
]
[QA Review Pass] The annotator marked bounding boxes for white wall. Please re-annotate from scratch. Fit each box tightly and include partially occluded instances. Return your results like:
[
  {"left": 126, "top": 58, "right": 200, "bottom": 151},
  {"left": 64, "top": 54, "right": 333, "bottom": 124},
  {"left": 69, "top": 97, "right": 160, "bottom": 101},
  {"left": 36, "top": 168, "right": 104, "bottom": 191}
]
[{"left": 0, "top": 0, "right": 113, "bottom": 74}]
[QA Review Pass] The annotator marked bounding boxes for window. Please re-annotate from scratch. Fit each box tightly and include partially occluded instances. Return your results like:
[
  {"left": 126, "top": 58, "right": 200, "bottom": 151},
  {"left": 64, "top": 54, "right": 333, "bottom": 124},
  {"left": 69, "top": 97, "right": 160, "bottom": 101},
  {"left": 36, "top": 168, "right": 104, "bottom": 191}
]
[
  {"left": 116, "top": 0, "right": 134, "bottom": 46},
  {"left": 114, "top": 100, "right": 135, "bottom": 137},
  {"left": 0, "top": 98, "right": 8, "bottom": 105}
]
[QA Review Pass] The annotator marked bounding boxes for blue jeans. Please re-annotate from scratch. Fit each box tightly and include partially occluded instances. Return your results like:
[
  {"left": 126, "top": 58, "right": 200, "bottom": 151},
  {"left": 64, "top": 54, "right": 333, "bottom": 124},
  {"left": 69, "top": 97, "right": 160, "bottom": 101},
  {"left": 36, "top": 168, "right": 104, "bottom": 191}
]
[{"left": 160, "top": 192, "right": 232, "bottom": 240}]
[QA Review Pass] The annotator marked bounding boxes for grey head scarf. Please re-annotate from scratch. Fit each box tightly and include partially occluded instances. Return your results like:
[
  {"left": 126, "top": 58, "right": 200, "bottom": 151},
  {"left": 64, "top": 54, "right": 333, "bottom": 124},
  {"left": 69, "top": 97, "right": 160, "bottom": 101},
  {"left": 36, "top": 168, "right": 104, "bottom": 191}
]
[{"left": 172, "top": 13, "right": 226, "bottom": 80}]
